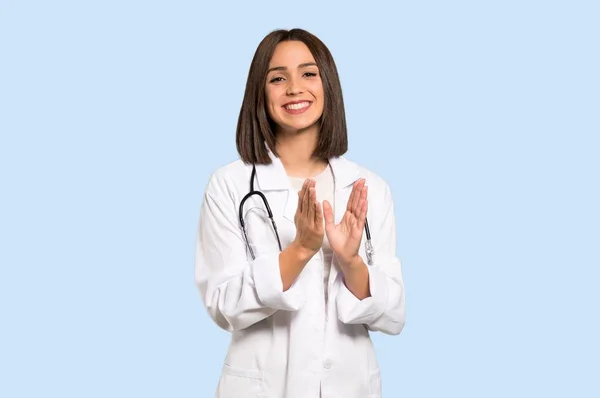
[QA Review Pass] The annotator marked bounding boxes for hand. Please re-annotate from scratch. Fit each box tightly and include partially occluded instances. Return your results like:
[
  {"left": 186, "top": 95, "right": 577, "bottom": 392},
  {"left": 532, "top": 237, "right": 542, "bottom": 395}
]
[
  {"left": 292, "top": 179, "right": 324, "bottom": 256},
  {"left": 323, "top": 179, "right": 368, "bottom": 269}
]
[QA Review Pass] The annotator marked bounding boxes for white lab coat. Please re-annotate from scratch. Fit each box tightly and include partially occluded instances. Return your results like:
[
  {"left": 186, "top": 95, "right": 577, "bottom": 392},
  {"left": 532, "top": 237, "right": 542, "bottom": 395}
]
[{"left": 195, "top": 150, "right": 406, "bottom": 398}]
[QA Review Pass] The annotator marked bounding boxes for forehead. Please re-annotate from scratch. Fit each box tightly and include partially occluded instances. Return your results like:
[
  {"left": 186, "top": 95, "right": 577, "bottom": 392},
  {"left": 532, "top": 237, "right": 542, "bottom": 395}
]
[{"left": 269, "top": 40, "right": 316, "bottom": 67}]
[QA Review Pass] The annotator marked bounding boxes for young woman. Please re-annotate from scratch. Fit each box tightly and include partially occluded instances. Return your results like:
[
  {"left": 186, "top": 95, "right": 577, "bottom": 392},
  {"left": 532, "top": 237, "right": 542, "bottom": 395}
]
[{"left": 195, "top": 28, "right": 406, "bottom": 398}]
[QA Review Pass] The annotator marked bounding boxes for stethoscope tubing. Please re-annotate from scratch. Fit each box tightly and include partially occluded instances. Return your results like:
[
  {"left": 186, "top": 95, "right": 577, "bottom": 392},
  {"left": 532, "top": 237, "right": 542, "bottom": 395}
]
[{"left": 239, "top": 164, "right": 373, "bottom": 264}]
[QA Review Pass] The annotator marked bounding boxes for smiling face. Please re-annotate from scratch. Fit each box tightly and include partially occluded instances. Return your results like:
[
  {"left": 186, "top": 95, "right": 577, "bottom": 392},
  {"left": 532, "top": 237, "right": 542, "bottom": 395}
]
[{"left": 265, "top": 40, "right": 325, "bottom": 136}]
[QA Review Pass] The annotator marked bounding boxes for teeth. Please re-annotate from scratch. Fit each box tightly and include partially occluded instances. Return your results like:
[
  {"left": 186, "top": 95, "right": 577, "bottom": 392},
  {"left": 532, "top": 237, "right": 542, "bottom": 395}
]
[{"left": 285, "top": 102, "right": 310, "bottom": 110}]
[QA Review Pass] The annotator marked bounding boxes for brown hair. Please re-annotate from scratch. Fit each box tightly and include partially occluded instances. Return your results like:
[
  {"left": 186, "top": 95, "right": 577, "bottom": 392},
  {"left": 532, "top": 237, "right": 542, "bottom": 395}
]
[{"left": 235, "top": 28, "right": 348, "bottom": 165}]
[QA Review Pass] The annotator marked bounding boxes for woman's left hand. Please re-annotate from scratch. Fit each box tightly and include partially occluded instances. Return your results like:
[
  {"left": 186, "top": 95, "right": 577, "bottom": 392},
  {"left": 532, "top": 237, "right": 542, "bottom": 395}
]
[{"left": 323, "top": 179, "right": 368, "bottom": 270}]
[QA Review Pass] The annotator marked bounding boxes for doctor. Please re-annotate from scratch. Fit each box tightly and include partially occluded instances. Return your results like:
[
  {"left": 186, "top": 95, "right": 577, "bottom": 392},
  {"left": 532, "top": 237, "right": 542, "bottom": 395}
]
[{"left": 195, "top": 28, "right": 406, "bottom": 398}]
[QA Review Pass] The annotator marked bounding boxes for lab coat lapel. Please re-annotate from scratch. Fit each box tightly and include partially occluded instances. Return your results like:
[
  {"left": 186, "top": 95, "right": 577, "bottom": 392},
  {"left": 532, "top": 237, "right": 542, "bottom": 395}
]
[
  {"left": 252, "top": 149, "right": 296, "bottom": 224},
  {"left": 251, "top": 152, "right": 362, "bottom": 229},
  {"left": 329, "top": 155, "right": 362, "bottom": 223}
]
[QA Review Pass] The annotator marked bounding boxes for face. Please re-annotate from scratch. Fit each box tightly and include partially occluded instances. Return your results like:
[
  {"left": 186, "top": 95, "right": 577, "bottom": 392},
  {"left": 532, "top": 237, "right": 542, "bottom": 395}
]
[{"left": 265, "top": 40, "right": 325, "bottom": 136}]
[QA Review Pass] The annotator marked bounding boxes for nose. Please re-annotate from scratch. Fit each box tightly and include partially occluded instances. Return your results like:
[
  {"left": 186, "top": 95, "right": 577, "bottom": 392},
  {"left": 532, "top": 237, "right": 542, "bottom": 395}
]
[{"left": 286, "top": 75, "right": 303, "bottom": 96}]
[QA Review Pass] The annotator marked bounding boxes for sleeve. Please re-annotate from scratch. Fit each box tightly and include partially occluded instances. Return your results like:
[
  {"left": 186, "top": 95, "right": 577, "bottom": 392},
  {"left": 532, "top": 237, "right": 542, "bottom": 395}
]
[
  {"left": 335, "top": 182, "right": 406, "bottom": 335},
  {"left": 194, "top": 172, "right": 309, "bottom": 332}
]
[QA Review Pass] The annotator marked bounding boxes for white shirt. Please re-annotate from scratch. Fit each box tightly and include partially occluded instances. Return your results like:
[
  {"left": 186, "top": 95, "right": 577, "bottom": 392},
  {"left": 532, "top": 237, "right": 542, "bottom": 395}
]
[{"left": 195, "top": 150, "right": 406, "bottom": 398}]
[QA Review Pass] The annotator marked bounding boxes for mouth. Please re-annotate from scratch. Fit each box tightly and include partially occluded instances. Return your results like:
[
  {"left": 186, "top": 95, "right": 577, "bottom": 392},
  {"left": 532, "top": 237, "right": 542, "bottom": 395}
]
[{"left": 282, "top": 101, "right": 312, "bottom": 114}]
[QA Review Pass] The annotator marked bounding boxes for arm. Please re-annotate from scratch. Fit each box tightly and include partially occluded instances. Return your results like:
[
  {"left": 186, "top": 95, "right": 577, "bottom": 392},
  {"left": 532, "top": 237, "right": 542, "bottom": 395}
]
[
  {"left": 341, "top": 257, "right": 371, "bottom": 300},
  {"left": 280, "top": 242, "right": 315, "bottom": 291},
  {"left": 336, "top": 183, "right": 406, "bottom": 335},
  {"left": 194, "top": 173, "right": 311, "bottom": 332}
]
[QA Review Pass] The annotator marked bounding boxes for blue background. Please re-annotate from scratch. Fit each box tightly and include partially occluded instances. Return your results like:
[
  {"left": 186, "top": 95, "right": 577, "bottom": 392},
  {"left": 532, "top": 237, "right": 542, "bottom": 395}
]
[{"left": 1, "top": 0, "right": 599, "bottom": 397}]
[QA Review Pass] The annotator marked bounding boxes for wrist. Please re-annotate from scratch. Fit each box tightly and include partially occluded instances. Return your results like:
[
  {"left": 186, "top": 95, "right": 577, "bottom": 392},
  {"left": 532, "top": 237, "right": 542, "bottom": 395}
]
[
  {"left": 341, "top": 260, "right": 371, "bottom": 299},
  {"left": 339, "top": 255, "right": 365, "bottom": 271},
  {"left": 289, "top": 241, "right": 317, "bottom": 263}
]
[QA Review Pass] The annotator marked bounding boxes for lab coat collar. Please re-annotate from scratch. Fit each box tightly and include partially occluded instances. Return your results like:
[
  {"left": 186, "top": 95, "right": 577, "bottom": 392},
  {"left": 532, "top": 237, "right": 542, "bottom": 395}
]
[
  {"left": 253, "top": 148, "right": 363, "bottom": 293},
  {"left": 328, "top": 155, "right": 362, "bottom": 191},
  {"left": 253, "top": 147, "right": 361, "bottom": 192},
  {"left": 253, "top": 146, "right": 362, "bottom": 225},
  {"left": 251, "top": 148, "right": 290, "bottom": 192}
]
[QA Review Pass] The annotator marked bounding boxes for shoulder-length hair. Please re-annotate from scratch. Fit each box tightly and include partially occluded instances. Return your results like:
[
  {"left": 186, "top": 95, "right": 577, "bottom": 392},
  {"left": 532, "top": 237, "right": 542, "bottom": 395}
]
[{"left": 236, "top": 28, "right": 348, "bottom": 165}]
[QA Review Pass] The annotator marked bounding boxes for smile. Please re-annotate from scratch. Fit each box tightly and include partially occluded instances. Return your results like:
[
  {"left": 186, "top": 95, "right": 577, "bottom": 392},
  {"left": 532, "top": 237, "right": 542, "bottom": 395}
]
[{"left": 282, "top": 101, "right": 311, "bottom": 114}]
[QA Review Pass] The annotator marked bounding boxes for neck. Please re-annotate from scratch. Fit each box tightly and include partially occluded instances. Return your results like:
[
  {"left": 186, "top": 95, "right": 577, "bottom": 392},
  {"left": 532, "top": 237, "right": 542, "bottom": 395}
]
[{"left": 275, "top": 126, "right": 328, "bottom": 178}]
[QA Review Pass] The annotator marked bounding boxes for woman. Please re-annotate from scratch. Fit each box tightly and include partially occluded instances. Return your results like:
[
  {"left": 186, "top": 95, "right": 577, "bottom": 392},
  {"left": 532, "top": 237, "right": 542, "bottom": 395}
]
[{"left": 195, "top": 28, "right": 406, "bottom": 398}]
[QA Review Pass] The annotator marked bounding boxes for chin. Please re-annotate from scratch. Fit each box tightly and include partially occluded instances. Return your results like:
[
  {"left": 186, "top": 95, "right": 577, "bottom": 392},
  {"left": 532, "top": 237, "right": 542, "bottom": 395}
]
[
  {"left": 275, "top": 116, "right": 321, "bottom": 134},
  {"left": 279, "top": 122, "right": 320, "bottom": 135}
]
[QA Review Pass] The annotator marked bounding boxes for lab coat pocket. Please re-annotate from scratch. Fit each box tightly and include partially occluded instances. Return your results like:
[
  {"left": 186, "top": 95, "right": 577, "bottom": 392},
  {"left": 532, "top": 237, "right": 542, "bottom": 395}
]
[
  {"left": 368, "top": 368, "right": 382, "bottom": 397},
  {"left": 217, "top": 364, "right": 265, "bottom": 398}
]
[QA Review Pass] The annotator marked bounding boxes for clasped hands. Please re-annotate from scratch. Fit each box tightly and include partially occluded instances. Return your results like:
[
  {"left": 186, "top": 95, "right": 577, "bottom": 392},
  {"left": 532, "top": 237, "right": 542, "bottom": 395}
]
[{"left": 292, "top": 178, "right": 368, "bottom": 271}]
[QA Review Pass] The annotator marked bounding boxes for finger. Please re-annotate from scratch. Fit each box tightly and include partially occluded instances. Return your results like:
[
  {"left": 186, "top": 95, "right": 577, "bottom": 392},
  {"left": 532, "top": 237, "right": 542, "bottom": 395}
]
[
  {"left": 351, "top": 179, "right": 365, "bottom": 214},
  {"left": 346, "top": 180, "right": 358, "bottom": 212},
  {"left": 297, "top": 180, "right": 306, "bottom": 214},
  {"left": 323, "top": 200, "right": 334, "bottom": 228},
  {"left": 302, "top": 180, "right": 310, "bottom": 214},
  {"left": 315, "top": 200, "right": 323, "bottom": 229},
  {"left": 304, "top": 180, "right": 313, "bottom": 216},
  {"left": 307, "top": 185, "right": 315, "bottom": 223},
  {"left": 360, "top": 183, "right": 368, "bottom": 203},
  {"left": 363, "top": 184, "right": 369, "bottom": 213},
  {"left": 355, "top": 180, "right": 367, "bottom": 213},
  {"left": 357, "top": 189, "right": 368, "bottom": 230},
  {"left": 311, "top": 181, "right": 318, "bottom": 225}
]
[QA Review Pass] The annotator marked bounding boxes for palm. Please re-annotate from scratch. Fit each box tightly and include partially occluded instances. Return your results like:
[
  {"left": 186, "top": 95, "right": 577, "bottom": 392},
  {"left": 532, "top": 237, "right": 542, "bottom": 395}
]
[
  {"left": 326, "top": 210, "right": 363, "bottom": 254},
  {"left": 323, "top": 179, "right": 368, "bottom": 266}
]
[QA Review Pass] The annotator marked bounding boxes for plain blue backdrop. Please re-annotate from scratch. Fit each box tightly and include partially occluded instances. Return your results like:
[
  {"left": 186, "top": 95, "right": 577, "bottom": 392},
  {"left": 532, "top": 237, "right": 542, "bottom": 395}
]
[{"left": 1, "top": 0, "right": 599, "bottom": 397}]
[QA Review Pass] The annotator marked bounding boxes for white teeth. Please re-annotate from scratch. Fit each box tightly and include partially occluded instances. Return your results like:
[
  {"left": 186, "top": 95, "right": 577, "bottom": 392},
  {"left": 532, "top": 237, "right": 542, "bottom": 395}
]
[{"left": 284, "top": 102, "right": 310, "bottom": 110}]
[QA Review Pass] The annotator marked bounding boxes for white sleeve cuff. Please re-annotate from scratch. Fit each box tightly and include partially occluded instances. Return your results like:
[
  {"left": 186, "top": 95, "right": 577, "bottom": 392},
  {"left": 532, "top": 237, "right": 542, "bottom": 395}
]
[
  {"left": 251, "top": 252, "right": 308, "bottom": 311},
  {"left": 336, "top": 265, "right": 389, "bottom": 325}
]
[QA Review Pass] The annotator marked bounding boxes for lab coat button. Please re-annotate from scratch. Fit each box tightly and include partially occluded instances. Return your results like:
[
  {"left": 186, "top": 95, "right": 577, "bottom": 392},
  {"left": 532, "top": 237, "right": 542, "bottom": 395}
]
[{"left": 323, "top": 360, "right": 331, "bottom": 369}]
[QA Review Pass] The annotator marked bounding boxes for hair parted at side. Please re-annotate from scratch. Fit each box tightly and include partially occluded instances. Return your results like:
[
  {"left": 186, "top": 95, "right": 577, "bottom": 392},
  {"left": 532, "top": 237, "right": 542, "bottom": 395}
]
[{"left": 235, "top": 28, "right": 348, "bottom": 165}]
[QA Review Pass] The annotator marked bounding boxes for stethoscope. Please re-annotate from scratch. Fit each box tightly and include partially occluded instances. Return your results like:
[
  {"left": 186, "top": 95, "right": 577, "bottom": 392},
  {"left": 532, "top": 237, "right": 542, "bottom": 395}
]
[{"left": 238, "top": 164, "right": 374, "bottom": 265}]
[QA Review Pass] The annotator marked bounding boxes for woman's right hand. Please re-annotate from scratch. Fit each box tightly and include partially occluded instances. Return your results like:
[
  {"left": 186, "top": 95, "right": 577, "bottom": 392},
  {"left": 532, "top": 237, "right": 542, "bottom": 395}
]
[{"left": 292, "top": 179, "right": 324, "bottom": 256}]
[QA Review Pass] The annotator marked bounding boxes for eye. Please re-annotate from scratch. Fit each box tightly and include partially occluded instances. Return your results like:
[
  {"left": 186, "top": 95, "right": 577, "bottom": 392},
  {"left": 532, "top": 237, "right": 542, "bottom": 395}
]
[
  {"left": 269, "top": 76, "right": 285, "bottom": 83},
  {"left": 303, "top": 72, "right": 318, "bottom": 78}
]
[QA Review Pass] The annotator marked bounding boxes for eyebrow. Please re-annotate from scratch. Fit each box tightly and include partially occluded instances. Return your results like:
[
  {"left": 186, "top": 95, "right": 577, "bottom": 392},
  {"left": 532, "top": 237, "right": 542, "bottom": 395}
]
[{"left": 267, "top": 62, "right": 318, "bottom": 74}]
